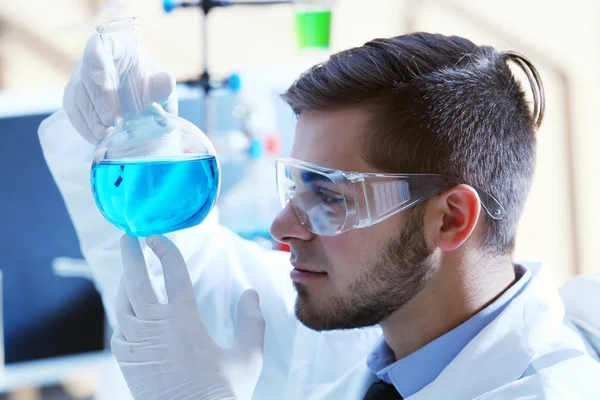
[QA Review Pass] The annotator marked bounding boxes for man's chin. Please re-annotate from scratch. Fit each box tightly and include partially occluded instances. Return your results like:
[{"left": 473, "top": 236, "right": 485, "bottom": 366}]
[
  {"left": 294, "top": 293, "right": 352, "bottom": 331},
  {"left": 293, "top": 281, "right": 384, "bottom": 331},
  {"left": 294, "top": 292, "right": 332, "bottom": 331},
  {"left": 293, "top": 286, "right": 394, "bottom": 331},
  {"left": 295, "top": 309, "right": 335, "bottom": 332}
]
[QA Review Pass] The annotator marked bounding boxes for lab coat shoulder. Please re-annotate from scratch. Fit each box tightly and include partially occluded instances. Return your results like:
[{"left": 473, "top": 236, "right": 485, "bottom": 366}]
[
  {"left": 489, "top": 322, "right": 600, "bottom": 399},
  {"left": 477, "top": 352, "right": 600, "bottom": 399}
]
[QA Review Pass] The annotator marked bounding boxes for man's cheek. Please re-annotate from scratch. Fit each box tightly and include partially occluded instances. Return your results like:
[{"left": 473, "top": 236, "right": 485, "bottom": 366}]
[
  {"left": 320, "top": 234, "right": 363, "bottom": 277},
  {"left": 320, "top": 233, "right": 354, "bottom": 254},
  {"left": 321, "top": 229, "right": 379, "bottom": 253}
]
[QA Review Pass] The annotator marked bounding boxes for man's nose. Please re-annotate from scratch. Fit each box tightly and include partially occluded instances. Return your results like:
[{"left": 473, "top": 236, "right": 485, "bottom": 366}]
[{"left": 270, "top": 202, "right": 315, "bottom": 244}]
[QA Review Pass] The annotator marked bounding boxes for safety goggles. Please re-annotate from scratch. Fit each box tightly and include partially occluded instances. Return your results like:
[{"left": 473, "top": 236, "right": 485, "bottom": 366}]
[{"left": 275, "top": 158, "right": 505, "bottom": 236}]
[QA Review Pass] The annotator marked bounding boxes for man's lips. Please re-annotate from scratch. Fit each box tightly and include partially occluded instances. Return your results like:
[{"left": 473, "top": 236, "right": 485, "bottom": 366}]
[
  {"left": 291, "top": 262, "right": 327, "bottom": 274},
  {"left": 290, "top": 262, "right": 327, "bottom": 283}
]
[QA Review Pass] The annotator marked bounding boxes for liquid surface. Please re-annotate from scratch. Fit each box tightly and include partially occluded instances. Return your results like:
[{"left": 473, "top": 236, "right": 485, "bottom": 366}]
[{"left": 91, "top": 156, "right": 219, "bottom": 237}]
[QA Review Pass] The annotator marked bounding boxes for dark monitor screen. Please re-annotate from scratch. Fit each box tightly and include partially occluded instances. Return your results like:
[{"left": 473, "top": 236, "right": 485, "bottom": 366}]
[{"left": 0, "top": 112, "right": 104, "bottom": 364}]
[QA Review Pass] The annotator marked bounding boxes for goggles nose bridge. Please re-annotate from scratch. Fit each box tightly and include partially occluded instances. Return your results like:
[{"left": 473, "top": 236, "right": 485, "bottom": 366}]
[{"left": 290, "top": 195, "right": 309, "bottom": 227}]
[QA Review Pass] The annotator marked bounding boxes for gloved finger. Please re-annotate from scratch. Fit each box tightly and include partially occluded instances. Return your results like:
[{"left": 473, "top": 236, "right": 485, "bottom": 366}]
[
  {"left": 81, "top": 34, "right": 120, "bottom": 128},
  {"left": 112, "top": 331, "right": 170, "bottom": 364},
  {"left": 78, "top": 86, "right": 113, "bottom": 142},
  {"left": 233, "top": 289, "right": 265, "bottom": 366},
  {"left": 63, "top": 57, "right": 113, "bottom": 143},
  {"left": 150, "top": 72, "right": 176, "bottom": 110},
  {"left": 64, "top": 96, "right": 98, "bottom": 145},
  {"left": 110, "top": 329, "right": 135, "bottom": 363},
  {"left": 63, "top": 71, "right": 102, "bottom": 145},
  {"left": 115, "top": 276, "right": 142, "bottom": 342},
  {"left": 163, "top": 90, "right": 178, "bottom": 116},
  {"left": 145, "top": 235, "right": 196, "bottom": 305},
  {"left": 147, "top": 54, "right": 178, "bottom": 116},
  {"left": 120, "top": 234, "right": 161, "bottom": 319}
]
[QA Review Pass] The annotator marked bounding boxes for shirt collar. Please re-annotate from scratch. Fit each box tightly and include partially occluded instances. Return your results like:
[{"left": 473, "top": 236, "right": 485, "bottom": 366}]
[{"left": 366, "top": 264, "right": 532, "bottom": 397}]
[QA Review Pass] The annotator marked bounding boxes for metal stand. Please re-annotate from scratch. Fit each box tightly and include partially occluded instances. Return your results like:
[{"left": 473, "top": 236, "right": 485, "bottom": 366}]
[{"left": 163, "top": 0, "right": 293, "bottom": 133}]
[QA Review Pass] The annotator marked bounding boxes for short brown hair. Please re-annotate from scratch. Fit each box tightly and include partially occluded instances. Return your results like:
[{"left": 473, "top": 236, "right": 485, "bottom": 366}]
[{"left": 282, "top": 32, "right": 545, "bottom": 255}]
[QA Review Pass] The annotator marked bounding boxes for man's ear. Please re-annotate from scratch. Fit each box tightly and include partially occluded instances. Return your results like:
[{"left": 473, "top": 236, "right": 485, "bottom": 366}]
[{"left": 427, "top": 184, "right": 482, "bottom": 252}]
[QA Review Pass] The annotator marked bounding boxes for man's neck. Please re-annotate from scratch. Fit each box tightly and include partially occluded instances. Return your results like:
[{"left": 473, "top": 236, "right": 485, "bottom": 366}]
[{"left": 380, "top": 253, "right": 516, "bottom": 361}]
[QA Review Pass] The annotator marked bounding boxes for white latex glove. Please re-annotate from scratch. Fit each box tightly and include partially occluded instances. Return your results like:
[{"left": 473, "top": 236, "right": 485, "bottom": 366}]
[
  {"left": 111, "top": 234, "right": 265, "bottom": 400},
  {"left": 63, "top": 33, "right": 178, "bottom": 145}
]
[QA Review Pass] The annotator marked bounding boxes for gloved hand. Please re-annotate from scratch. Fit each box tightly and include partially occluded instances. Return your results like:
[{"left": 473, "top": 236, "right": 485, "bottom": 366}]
[
  {"left": 63, "top": 33, "right": 178, "bottom": 145},
  {"left": 112, "top": 235, "right": 265, "bottom": 400}
]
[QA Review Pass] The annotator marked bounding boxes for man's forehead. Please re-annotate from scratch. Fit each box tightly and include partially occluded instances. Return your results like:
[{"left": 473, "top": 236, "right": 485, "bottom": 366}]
[{"left": 290, "top": 107, "right": 379, "bottom": 172}]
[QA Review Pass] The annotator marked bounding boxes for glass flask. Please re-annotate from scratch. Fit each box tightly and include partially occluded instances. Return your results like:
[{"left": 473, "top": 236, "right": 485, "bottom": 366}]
[{"left": 91, "top": 17, "right": 221, "bottom": 237}]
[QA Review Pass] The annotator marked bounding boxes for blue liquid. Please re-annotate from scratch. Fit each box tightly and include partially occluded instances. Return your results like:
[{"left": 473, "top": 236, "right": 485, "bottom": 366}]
[{"left": 91, "top": 156, "right": 219, "bottom": 237}]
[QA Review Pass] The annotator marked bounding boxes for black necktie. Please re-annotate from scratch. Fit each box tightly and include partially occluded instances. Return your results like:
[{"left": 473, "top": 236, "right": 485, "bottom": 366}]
[{"left": 363, "top": 380, "right": 404, "bottom": 400}]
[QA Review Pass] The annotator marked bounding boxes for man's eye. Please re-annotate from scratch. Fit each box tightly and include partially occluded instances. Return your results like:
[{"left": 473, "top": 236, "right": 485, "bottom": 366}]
[{"left": 318, "top": 189, "right": 344, "bottom": 204}]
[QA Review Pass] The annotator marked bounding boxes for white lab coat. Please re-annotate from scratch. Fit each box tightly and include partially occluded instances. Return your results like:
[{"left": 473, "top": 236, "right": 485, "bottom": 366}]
[{"left": 38, "top": 110, "right": 600, "bottom": 399}]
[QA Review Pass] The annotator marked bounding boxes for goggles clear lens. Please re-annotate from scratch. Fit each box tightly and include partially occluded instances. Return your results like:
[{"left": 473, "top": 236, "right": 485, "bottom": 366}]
[{"left": 276, "top": 161, "right": 349, "bottom": 235}]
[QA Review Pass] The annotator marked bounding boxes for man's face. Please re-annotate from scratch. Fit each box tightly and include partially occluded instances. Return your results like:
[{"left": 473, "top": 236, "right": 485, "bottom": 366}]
[{"left": 270, "top": 107, "right": 436, "bottom": 331}]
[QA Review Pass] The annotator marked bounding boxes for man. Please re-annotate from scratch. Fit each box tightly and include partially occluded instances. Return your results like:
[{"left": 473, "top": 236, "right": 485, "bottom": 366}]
[{"left": 38, "top": 31, "right": 600, "bottom": 399}]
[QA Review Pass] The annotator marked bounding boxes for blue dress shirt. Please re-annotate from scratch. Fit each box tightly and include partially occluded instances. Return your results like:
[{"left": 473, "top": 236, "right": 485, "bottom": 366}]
[{"left": 366, "top": 264, "right": 532, "bottom": 398}]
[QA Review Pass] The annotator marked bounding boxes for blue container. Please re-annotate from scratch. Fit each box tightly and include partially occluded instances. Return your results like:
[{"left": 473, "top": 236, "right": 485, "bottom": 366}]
[{"left": 91, "top": 156, "right": 219, "bottom": 237}]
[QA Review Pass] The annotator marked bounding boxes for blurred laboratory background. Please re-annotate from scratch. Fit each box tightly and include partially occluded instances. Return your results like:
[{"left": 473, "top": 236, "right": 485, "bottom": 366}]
[{"left": 1, "top": 0, "right": 600, "bottom": 398}]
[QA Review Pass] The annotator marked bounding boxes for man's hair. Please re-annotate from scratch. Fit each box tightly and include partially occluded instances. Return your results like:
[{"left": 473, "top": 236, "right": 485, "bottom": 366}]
[{"left": 282, "top": 32, "right": 545, "bottom": 256}]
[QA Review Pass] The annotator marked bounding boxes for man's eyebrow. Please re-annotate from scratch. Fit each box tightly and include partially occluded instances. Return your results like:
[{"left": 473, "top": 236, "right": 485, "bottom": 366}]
[{"left": 301, "top": 170, "right": 331, "bottom": 184}]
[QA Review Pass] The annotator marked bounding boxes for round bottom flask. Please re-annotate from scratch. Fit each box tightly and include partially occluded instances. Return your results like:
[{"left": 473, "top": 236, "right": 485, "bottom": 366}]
[{"left": 90, "top": 17, "right": 220, "bottom": 237}]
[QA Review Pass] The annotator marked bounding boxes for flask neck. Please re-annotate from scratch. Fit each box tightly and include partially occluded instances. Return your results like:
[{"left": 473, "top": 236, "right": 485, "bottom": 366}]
[{"left": 97, "top": 17, "right": 156, "bottom": 122}]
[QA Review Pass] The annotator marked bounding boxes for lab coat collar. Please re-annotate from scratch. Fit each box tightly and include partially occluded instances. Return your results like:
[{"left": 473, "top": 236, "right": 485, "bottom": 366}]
[{"left": 407, "top": 262, "right": 565, "bottom": 400}]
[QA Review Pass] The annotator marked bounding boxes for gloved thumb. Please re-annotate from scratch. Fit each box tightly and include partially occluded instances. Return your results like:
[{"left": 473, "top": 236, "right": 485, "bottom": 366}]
[{"left": 234, "top": 289, "right": 265, "bottom": 365}]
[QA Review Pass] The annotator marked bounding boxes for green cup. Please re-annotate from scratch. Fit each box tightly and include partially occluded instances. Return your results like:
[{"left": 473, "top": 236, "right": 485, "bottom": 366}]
[{"left": 295, "top": 8, "right": 332, "bottom": 49}]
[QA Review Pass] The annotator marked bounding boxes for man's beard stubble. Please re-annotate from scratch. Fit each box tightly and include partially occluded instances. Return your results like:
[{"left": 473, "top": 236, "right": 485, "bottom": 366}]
[{"left": 294, "top": 207, "right": 435, "bottom": 331}]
